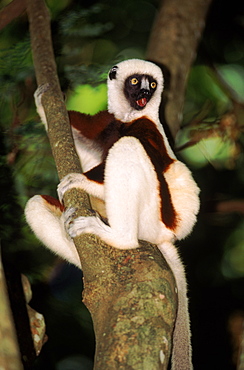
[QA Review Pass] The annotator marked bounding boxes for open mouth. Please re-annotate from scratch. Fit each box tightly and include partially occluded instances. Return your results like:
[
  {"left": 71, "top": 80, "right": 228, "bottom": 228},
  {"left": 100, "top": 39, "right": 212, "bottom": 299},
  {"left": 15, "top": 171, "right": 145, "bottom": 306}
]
[{"left": 136, "top": 97, "right": 148, "bottom": 108}]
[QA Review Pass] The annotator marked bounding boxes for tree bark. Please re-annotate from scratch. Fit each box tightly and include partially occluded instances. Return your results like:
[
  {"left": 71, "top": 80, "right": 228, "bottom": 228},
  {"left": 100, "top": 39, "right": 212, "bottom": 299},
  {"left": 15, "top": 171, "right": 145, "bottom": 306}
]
[
  {"left": 147, "top": 0, "right": 213, "bottom": 139},
  {"left": 26, "top": 0, "right": 177, "bottom": 368}
]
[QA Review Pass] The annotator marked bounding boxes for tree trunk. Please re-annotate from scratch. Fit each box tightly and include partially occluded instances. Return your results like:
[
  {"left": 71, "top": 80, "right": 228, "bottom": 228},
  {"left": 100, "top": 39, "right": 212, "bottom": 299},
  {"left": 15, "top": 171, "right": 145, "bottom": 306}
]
[{"left": 147, "top": 0, "right": 213, "bottom": 138}]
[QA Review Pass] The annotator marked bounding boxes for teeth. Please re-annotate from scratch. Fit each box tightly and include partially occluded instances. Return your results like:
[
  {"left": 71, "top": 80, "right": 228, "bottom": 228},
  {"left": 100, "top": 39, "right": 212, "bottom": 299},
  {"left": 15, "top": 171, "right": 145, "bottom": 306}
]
[{"left": 136, "top": 98, "right": 147, "bottom": 107}]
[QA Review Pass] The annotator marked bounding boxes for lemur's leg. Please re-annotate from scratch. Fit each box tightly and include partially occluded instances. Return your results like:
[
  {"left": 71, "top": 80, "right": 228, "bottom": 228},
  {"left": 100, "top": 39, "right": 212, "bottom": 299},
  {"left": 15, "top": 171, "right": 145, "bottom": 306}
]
[
  {"left": 60, "top": 137, "right": 160, "bottom": 249},
  {"left": 164, "top": 160, "right": 200, "bottom": 240},
  {"left": 25, "top": 195, "right": 81, "bottom": 267}
]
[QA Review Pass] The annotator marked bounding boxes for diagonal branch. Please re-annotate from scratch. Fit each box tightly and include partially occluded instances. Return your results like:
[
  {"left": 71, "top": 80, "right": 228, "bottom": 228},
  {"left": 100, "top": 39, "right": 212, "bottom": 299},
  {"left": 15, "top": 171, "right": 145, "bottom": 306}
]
[
  {"left": 26, "top": 1, "right": 177, "bottom": 368},
  {"left": 0, "top": 0, "right": 26, "bottom": 31}
]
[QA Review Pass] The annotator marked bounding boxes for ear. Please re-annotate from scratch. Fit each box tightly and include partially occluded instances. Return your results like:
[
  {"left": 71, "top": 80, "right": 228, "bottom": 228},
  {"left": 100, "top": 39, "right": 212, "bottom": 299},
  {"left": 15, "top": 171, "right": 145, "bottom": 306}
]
[{"left": 108, "top": 66, "right": 118, "bottom": 80}]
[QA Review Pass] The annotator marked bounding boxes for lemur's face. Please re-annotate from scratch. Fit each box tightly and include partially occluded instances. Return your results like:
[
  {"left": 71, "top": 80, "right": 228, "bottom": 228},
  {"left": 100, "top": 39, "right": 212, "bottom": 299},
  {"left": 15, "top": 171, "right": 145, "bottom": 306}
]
[
  {"left": 108, "top": 60, "right": 163, "bottom": 121},
  {"left": 123, "top": 74, "right": 157, "bottom": 110}
]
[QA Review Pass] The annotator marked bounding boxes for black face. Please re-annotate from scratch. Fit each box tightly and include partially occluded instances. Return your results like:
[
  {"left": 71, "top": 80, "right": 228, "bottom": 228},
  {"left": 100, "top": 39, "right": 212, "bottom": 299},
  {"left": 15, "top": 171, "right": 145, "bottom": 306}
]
[{"left": 124, "top": 74, "right": 157, "bottom": 110}]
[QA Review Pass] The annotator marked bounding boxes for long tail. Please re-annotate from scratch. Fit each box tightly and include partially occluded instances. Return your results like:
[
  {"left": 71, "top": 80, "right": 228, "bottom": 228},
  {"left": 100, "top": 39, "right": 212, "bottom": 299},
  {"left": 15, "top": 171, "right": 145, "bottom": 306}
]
[{"left": 158, "top": 241, "right": 193, "bottom": 370}]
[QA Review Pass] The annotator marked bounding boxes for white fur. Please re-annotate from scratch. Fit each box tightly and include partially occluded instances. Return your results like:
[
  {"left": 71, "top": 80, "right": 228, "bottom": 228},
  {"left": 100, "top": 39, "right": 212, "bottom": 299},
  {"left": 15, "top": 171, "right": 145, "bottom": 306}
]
[
  {"left": 58, "top": 60, "right": 200, "bottom": 249},
  {"left": 61, "top": 137, "right": 174, "bottom": 249},
  {"left": 72, "top": 127, "right": 103, "bottom": 172},
  {"left": 107, "top": 59, "right": 163, "bottom": 124},
  {"left": 25, "top": 196, "right": 81, "bottom": 268},
  {"left": 26, "top": 59, "right": 200, "bottom": 370},
  {"left": 58, "top": 59, "right": 199, "bottom": 370}
]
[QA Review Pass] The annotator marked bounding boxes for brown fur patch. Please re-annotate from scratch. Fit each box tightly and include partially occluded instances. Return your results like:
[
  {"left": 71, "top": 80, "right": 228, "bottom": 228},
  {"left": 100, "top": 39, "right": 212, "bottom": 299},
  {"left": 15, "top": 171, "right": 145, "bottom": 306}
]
[
  {"left": 84, "top": 163, "right": 105, "bottom": 184},
  {"left": 41, "top": 195, "right": 64, "bottom": 215}
]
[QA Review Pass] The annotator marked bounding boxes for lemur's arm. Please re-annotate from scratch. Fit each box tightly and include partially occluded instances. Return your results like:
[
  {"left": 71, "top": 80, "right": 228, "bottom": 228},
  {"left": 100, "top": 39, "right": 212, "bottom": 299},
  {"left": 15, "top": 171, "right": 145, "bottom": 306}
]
[
  {"left": 34, "top": 84, "right": 114, "bottom": 139},
  {"left": 35, "top": 84, "right": 115, "bottom": 174}
]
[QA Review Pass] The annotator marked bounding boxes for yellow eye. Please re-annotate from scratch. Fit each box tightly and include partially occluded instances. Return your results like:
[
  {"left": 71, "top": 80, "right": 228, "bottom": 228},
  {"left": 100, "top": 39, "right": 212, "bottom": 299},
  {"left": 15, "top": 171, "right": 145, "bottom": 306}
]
[
  {"left": 151, "top": 82, "right": 157, "bottom": 89},
  {"left": 131, "top": 78, "right": 138, "bottom": 85}
]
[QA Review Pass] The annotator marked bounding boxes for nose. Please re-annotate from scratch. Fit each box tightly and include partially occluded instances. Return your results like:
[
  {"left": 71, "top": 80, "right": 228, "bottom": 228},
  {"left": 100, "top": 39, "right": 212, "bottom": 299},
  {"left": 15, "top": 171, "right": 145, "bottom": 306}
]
[{"left": 140, "top": 88, "right": 150, "bottom": 95}]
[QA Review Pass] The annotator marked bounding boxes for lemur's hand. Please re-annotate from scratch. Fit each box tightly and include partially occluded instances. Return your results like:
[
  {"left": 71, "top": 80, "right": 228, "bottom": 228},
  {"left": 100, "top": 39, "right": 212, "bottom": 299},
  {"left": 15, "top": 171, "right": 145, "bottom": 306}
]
[{"left": 34, "top": 83, "right": 50, "bottom": 129}]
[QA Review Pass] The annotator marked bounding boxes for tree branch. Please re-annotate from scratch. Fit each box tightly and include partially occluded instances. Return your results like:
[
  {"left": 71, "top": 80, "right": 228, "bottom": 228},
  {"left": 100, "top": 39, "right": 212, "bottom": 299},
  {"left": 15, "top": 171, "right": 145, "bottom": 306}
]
[
  {"left": 0, "top": 0, "right": 26, "bottom": 31},
  {"left": 147, "top": 0, "right": 213, "bottom": 138},
  {"left": 26, "top": 0, "right": 177, "bottom": 368}
]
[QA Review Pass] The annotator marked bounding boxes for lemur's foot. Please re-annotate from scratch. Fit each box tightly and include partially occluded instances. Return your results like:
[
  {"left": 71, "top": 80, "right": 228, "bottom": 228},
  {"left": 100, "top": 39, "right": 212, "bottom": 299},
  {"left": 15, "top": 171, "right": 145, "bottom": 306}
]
[{"left": 67, "top": 215, "right": 105, "bottom": 238}]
